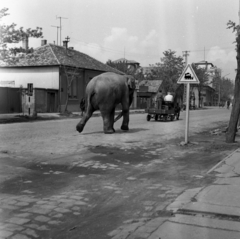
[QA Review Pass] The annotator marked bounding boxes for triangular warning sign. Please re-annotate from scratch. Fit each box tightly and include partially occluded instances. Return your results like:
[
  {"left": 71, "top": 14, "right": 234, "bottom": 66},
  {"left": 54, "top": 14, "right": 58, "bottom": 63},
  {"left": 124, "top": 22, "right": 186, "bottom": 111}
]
[{"left": 177, "top": 64, "right": 200, "bottom": 84}]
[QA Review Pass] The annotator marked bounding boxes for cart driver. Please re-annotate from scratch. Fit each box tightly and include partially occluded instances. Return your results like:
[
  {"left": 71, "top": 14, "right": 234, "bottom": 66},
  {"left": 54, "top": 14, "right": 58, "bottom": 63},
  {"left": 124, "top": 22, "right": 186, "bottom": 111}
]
[{"left": 164, "top": 92, "right": 174, "bottom": 109}]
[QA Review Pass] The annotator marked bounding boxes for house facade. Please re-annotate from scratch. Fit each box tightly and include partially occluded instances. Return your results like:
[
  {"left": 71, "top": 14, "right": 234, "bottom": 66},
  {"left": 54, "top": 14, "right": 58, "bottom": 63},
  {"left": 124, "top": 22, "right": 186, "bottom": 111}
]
[
  {"left": 137, "top": 80, "right": 162, "bottom": 109},
  {"left": 193, "top": 61, "right": 216, "bottom": 106},
  {"left": 0, "top": 41, "right": 123, "bottom": 114}
]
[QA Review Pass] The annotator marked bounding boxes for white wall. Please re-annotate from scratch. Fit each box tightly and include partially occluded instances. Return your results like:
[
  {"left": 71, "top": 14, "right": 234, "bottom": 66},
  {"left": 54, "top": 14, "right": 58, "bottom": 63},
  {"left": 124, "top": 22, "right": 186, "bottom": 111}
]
[{"left": 0, "top": 67, "right": 59, "bottom": 89}]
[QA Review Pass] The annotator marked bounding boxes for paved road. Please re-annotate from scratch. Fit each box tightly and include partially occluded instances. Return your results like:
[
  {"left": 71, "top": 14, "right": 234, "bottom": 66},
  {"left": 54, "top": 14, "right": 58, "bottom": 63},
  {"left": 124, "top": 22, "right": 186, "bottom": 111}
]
[{"left": 0, "top": 107, "right": 234, "bottom": 239}]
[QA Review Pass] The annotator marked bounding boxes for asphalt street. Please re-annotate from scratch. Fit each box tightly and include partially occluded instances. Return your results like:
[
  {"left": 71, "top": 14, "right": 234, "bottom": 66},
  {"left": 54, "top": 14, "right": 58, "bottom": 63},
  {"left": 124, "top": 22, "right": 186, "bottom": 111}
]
[{"left": 0, "top": 107, "right": 237, "bottom": 239}]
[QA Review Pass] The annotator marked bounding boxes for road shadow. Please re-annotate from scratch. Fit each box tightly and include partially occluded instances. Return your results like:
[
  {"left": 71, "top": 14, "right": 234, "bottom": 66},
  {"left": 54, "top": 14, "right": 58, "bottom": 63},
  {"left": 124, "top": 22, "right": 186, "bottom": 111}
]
[{"left": 80, "top": 128, "right": 148, "bottom": 135}]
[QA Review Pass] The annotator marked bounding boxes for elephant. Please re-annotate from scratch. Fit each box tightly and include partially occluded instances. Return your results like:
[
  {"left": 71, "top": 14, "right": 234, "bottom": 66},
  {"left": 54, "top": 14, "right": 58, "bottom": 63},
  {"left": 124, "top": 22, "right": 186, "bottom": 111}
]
[{"left": 76, "top": 72, "right": 136, "bottom": 134}]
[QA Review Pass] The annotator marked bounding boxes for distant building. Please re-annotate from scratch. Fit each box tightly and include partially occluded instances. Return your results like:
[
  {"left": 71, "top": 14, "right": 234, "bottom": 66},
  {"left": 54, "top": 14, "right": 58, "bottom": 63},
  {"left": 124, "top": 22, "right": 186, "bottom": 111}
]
[
  {"left": 193, "top": 61, "right": 216, "bottom": 106},
  {"left": 137, "top": 80, "right": 162, "bottom": 109}
]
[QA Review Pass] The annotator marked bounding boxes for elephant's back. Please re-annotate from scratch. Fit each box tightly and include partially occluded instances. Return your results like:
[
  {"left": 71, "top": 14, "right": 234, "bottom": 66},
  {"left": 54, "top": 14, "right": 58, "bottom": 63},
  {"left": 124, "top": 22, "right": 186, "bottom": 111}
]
[
  {"left": 86, "top": 73, "right": 126, "bottom": 105},
  {"left": 87, "top": 73, "right": 125, "bottom": 91}
]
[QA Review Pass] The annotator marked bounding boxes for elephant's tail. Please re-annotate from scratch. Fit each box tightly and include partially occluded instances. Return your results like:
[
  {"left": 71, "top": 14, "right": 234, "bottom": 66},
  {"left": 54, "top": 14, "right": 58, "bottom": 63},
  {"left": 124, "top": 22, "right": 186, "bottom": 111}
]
[
  {"left": 114, "top": 112, "right": 123, "bottom": 122},
  {"left": 86, "top": 91, "right": 96, "bottom": 110}
]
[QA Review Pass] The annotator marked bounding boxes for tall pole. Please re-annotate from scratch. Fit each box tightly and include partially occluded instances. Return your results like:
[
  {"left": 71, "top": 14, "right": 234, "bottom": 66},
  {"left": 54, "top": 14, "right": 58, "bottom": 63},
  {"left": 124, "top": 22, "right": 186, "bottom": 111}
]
[
  {"left": 182, "top": 51, "right": 190, "bottom": 104},
  {"left": 56, "top": 16, "right": 68, "bottom": 46},
  {"left": 182, "top": 51, "right": 190, "bottom": 65},
  {"left": 51, "top": 25, "right": 60, "bottom": 45},
  {"left": 182, "top": 50, "right": 190, "bottom": 144},
  {"left": 239, "top": 0, "right": 240, "bottom": 24}
]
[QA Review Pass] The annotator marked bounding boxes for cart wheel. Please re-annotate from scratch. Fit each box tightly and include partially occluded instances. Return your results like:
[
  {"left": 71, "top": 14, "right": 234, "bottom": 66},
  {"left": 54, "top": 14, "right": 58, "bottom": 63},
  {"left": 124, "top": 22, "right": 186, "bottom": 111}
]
[
  {"left": 155, "top": 114, "right": 158, "bottom": 121},
  {"left": 147, "top": 115, "right": 151, "bottom": 121}
]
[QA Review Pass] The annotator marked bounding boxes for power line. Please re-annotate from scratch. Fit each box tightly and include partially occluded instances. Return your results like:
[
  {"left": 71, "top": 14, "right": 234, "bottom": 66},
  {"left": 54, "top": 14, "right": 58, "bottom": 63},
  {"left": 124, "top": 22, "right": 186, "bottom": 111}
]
[{"left": 70, "top": 37, "right": 235, "bottom": 59}]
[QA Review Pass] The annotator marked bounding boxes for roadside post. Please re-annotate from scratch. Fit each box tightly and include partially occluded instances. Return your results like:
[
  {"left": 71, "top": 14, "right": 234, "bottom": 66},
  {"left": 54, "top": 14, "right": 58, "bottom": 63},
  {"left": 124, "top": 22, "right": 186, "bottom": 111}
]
[{"left": 177, "top": 64, "right": 200, "bottom": 144}]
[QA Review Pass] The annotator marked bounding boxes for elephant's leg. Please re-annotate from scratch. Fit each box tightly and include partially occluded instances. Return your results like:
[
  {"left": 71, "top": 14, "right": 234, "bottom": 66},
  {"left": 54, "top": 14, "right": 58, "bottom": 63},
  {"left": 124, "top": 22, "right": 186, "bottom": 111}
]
[
  {"left": 101, "top": 108, "right": 115, "bottom": 134},
  {"left": 109, "top": 108, "right": 116, "bottom": 132},
  {"left": 120, "top": 108, "right": 129, "bottom": 131},
  {"left": 76, "top": 104, "right": 94, "bottom": 133},
  {"left": 120, "top": 99, "right": 130, "bottom": 131}
]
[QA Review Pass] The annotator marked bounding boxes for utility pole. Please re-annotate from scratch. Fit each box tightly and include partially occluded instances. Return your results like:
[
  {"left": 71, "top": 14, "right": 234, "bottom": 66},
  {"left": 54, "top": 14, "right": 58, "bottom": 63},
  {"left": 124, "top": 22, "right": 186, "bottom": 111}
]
[
  {"left": 56, "top": 16, "right": 68, "bottom": 46},
  {"left": 182, "top": 50, "right": 190, "bottom": 66},
  {"left": 204, "top": 47, "right": 205, "bottom": 61},
  {"left": 182, "top": 51, "right": 190, "bottom": 104},
  {"left": 51, "top": 25, "right": 60, "bottom": 45},
  {"left": 182, "top": 50, "right": 190, "bottom": 144},
  {"left": 239, "top": 0, "right": 240, "bottom": 24}
]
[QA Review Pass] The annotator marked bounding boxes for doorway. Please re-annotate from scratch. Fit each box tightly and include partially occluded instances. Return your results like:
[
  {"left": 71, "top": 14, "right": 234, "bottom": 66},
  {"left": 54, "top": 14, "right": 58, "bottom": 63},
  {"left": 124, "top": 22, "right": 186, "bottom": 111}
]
[{"left": 47, "top": 92, "right": 55, "bottom": 112}]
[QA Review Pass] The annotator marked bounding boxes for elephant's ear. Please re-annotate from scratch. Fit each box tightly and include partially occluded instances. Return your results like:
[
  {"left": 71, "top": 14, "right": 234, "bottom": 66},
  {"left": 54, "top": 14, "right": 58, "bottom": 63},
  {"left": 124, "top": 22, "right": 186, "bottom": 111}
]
[{"left": 127, "top": 76, "right": 136, "bottom": 89}]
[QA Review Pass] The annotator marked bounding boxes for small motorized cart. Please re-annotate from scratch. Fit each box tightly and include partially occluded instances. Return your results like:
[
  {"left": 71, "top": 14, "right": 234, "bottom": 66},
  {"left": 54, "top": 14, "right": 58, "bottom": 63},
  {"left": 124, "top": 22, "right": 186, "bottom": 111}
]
[{"left": 145, "top": 100, "right": 176, "bottom": 122}]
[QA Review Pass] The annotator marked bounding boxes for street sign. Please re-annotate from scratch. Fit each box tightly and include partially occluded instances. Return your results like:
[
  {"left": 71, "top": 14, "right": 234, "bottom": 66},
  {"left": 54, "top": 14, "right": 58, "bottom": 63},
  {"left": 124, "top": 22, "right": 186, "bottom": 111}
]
[
  {"left": 177, "top": 64, "right": 199, "bottom": 144},
  {"left": 177, "top": 64, "right": 200, "bottom": 84}
]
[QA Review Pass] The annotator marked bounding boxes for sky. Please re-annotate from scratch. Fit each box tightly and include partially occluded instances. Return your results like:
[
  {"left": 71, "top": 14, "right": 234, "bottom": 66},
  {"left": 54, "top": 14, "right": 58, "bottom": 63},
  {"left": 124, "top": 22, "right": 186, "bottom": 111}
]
[{"left": 0, "top": 0, "right": 239, "bottom": 81}]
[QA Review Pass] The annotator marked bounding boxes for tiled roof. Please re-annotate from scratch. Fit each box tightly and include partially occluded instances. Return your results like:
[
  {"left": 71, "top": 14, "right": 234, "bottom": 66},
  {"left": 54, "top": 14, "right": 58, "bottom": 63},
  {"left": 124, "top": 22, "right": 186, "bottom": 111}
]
[
  {"left": 139, "top": 80, "right": 162, "bottom": 93},
  {"left": 113, "top": 58, "right": 140, "bottom": 64},
  {"left": 0, "top": 44, "right": 123, "bottom": 74}
]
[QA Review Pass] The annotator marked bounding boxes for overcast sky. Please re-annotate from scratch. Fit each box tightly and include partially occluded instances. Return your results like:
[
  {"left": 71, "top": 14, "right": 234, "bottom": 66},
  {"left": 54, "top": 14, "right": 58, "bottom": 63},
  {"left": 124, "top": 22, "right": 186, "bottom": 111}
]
[{"left": 1, "top": 0, "right": 239, "bottom": 80}]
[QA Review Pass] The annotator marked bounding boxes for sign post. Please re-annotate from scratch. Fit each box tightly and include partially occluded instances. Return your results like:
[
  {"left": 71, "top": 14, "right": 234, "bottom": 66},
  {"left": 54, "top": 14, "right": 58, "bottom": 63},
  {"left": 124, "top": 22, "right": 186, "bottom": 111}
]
[{"left": 177, "top": 64, "right": 200, "bottom": 144}]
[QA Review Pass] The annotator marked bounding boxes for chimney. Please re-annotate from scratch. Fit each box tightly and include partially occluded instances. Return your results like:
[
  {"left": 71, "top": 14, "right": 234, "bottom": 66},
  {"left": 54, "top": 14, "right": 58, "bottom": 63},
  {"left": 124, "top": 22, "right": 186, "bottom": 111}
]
[
  {"left": 63, "top": 40, "right": 68, "bottom": 48},
  {"left": 41, "top": 39, "right": 47, "bottom": 46},
  {"left": 22, "top": 36, "right": 29, "bottom": 50}
]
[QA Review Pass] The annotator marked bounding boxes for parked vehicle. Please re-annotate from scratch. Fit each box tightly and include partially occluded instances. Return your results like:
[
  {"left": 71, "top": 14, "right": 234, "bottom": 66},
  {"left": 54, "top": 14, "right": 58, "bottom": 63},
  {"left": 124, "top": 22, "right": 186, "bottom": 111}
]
[{"left": 145, "top": 100, "right": 176, "bottom": 122}]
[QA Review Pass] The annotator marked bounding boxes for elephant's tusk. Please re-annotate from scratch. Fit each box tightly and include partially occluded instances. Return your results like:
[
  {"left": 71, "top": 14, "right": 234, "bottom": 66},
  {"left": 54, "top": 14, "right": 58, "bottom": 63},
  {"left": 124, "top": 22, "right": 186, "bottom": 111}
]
[{"left": 114, "top": 112, "right": 123, "bottom": 122}]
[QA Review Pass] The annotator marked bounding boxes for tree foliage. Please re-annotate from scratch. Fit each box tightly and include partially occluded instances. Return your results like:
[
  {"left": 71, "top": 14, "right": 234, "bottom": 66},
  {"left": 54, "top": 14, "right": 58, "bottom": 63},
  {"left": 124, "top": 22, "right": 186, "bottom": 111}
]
[
  {"left": 0, "top": 8, "right": 43, "bottom": 65},
  {"left": 106, "top": 60, "right": 133, "bottom": 75},
  {"left": 106, "top": 59, "right": 146, "bottom": 83},
  {"left": 211, "top": 71, "right": 234, "bottom": 103},
  {"left": 147, "top": 50, "right": 185, "bottom": 93}
]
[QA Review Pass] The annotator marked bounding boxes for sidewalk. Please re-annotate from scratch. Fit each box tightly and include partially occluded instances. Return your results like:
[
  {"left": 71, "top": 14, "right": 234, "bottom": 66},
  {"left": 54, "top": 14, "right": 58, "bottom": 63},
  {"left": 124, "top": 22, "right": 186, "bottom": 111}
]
[
  {"left": 0, "top": 109, "right": 146, "bottom": 123},
  {"left": 109, "top": 148, "right": 240, "bottom": 239}
]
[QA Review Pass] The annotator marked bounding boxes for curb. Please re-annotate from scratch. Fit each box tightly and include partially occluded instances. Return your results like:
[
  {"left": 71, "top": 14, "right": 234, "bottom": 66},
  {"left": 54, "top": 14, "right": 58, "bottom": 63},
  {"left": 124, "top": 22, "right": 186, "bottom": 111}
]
[{"left": 206, "top": 148, "right": 240, "bottom": 174}]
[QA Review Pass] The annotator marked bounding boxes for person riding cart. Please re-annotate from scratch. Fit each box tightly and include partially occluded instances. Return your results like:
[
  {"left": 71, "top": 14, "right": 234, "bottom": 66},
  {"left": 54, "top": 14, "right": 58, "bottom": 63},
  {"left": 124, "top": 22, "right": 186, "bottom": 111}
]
[{"left": 163, "top": 92, "right": 174, "bottom": 110}]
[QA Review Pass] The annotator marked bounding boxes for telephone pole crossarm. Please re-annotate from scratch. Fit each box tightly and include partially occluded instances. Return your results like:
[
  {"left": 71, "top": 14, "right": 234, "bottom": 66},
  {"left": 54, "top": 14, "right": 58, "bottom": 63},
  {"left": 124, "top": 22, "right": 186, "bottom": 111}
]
[{"left": 56, "top": 16, "right": 68, "bottom": 46}]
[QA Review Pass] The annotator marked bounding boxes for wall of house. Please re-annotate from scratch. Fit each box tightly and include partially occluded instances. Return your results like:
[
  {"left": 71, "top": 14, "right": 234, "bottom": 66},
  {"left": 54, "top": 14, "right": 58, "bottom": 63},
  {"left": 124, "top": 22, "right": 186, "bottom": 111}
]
[
  {"left": 0, "top": 87, "right": 21, "bottom": 113},
  {"left": 59, "top": 69, "right": 106, "bottom": 112},
  {"left": 0, "top": 67, "right": 59, "bottom": 89},
  {"left": 35, "top": 89, "right": 47, "bottom": 113},
  {"left": 34, "top": 89, "right": 58, "bottom": 113}
]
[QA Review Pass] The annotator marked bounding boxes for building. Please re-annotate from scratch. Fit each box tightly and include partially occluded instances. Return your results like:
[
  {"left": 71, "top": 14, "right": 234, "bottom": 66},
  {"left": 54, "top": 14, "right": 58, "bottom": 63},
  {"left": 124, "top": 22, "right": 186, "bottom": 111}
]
[
  {"left": 0, "top": 40, "right": 123, "bottom": 114},
  {"left": 137, "top": 80, "right": 162, "bottom": 109},
  {"left": 193, "top": 61, "right": 216, "bottom": 106}
]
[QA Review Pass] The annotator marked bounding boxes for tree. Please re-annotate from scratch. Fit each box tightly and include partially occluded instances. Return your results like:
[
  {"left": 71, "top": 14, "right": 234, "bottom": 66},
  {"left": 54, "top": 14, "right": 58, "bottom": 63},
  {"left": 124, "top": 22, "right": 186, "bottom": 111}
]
[
  {"left": 106, "top": 60, "right": 132, "bottom": 75},
  {"left": 148, "top": 50, "right": 185, "bottom": 93},
  {"left": 226, "top": 20, "right": 240, "bottom": 143},
  {"left": 211, "top": 72, "right": 234, "bottom": 104},
  {"left": 0, "top": 8, "right": 43, "bottom": 65},
  {"left": 106, "top": 59, "right": 145, "bottom": 83},
  {"left": 220, "top": 77, "right": 234, "bottom": 102},
  {"left": 191, "top": 64, "right": 210, "bottom": 107}
]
